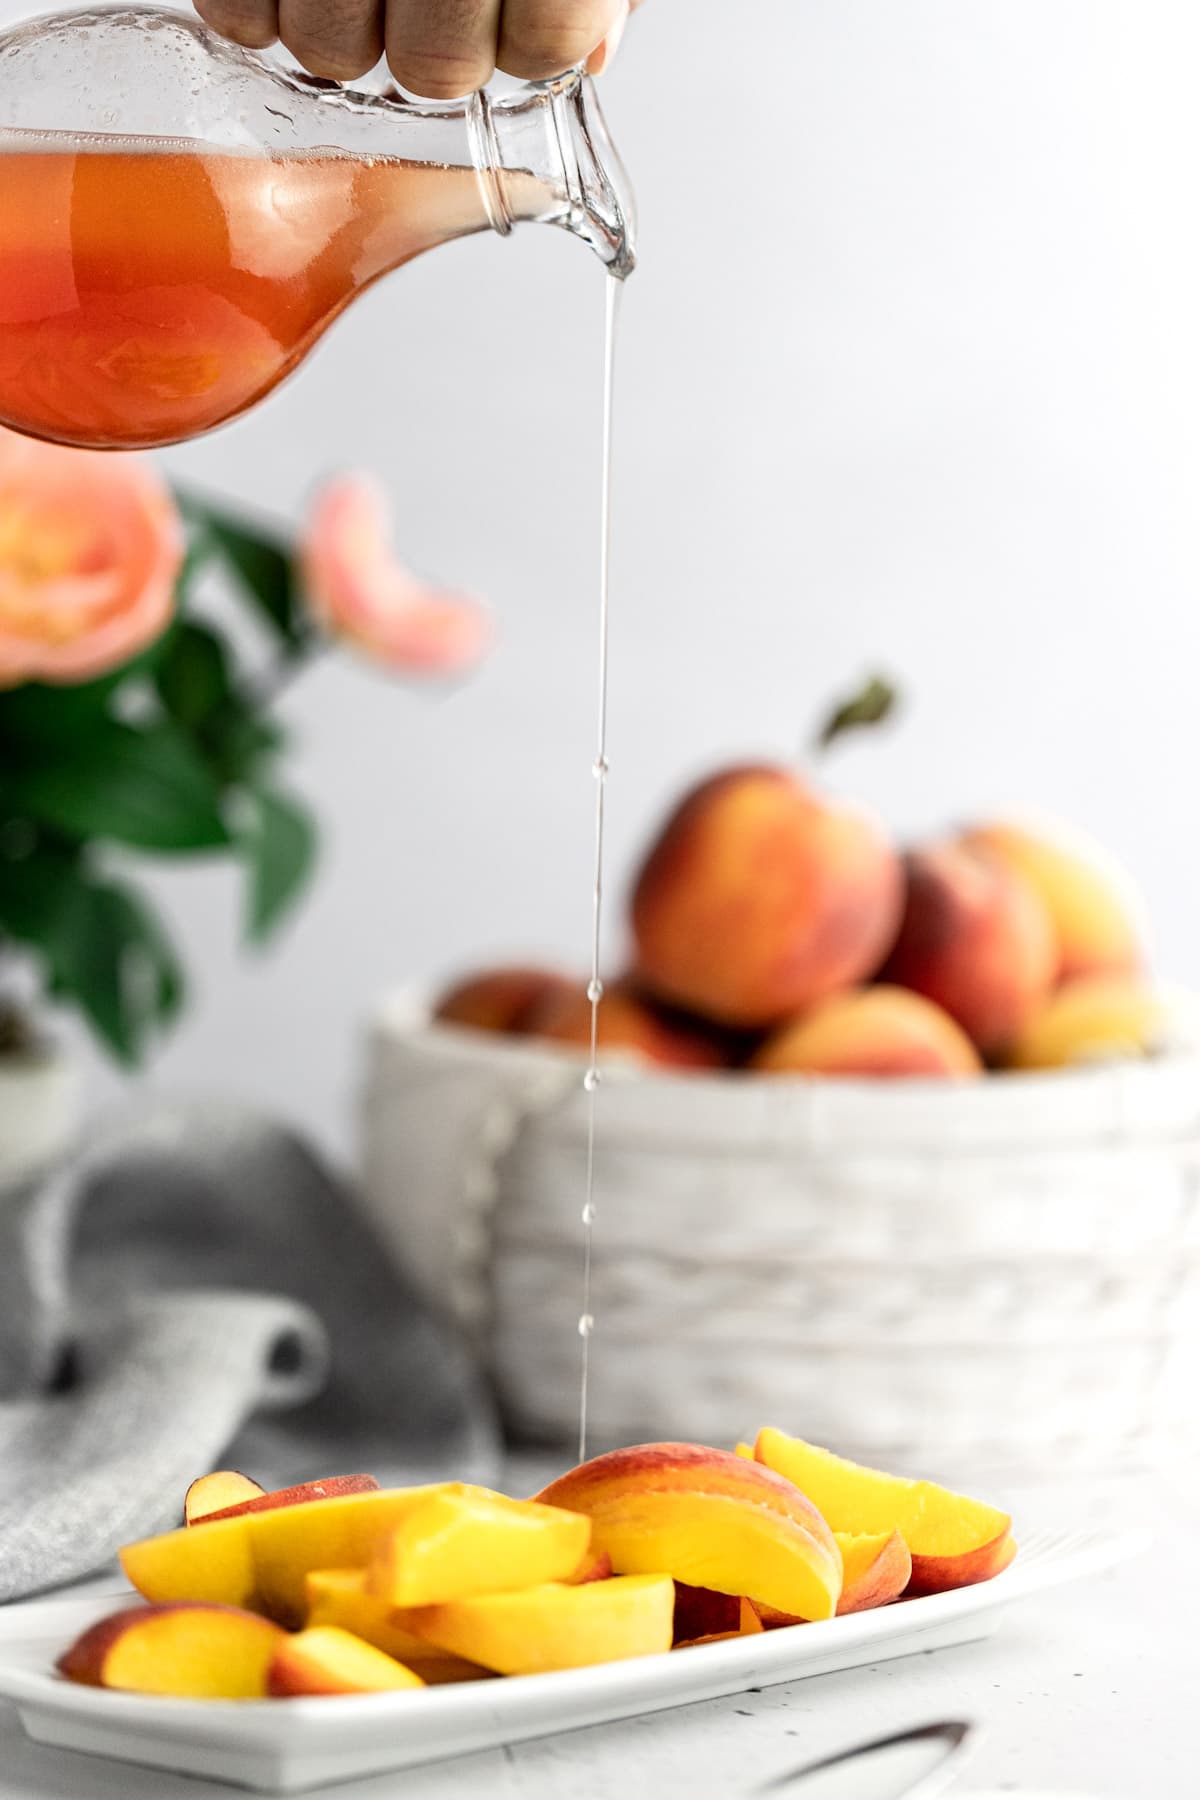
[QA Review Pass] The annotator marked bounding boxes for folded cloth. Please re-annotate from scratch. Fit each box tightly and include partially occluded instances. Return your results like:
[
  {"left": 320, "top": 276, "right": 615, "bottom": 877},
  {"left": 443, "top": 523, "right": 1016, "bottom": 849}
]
[{"left": 0, "top": 1102, "right": 500, "bottom": 1603}]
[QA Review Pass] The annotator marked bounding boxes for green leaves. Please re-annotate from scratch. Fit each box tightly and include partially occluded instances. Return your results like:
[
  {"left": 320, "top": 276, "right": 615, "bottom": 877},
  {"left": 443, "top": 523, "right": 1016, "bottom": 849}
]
[
  {"left": 814, "top": 673, "right": 902, "bottom": 754},
  {"left": 154, "top": 620, "right": 233, "bottom": 729},
  {"left": 0, "top": 632, "right": 171, "bottom": 746},
  {"left": 0, "top": 838, "right": 184, "bottom": 1064},
  {"left": 52, "top": 879, "right": 186, "bottom": 1066},
  {"left": 3, "top": 719, "right": 230, "bottom": 852},
  {"left": 177, "top": 490, "right": 310, "bottom": 649},
  {"left": 237, "top": 785, "right": 317, "bottom": 943},
  {"left": 0, "top": 487, "right": 323, "bottom": 1067}
]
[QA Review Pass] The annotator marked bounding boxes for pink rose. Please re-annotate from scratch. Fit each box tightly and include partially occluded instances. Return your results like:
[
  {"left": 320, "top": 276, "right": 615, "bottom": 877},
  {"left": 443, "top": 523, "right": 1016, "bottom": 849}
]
[
  {"left": 0, "top": 427, "right": 183, "bottom": 689},
  {"left": 302, "top": 476, "right": 491, "bottom": 675}
]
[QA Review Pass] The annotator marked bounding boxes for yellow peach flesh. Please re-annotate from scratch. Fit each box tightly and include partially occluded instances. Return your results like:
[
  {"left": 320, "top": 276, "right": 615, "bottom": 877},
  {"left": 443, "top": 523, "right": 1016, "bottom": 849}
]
[
  {"left": 304, "top": 1568, "right": 490, "bottom": 1683},
  {"left": 58, "top": 1603, "right": 284, "bottom": 1699},
  {"left": 122, "top": 1484, "right": 459, "bottom": 1627},
  {"left": 267, "top": 1626, "right": 425, "bottom": 1697},
  {"left": 754, "top": 1427, "right": 1013, "bottom": 1593},
  {"left": 536, "top": 1443, "right": 842, "bottom": 1622},
  {"left": 835, "top": 1530, "right": 912, "bottom": 1612},
  {"left": 407, "top": 1574, "right": 675, "bottom": 1676},
  {"left": 184, "top": 1470, "right": 265, "bottom": 1526},
  {"left": 121, "top": 1514, "right": 259, "bottom": 1611},
  {"left": 365, "top": 1488, "right": 590, "bottom": 1608}
]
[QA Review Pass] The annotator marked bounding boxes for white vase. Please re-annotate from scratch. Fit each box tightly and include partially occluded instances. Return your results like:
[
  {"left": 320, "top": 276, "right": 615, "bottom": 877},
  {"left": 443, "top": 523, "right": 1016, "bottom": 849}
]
[{"left": 0, "top": 1045, "right": 78, "bottom": 1189}]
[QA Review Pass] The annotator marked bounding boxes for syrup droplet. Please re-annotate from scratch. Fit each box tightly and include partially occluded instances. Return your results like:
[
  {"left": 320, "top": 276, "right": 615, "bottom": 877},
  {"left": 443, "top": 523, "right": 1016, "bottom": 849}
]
[
  {"left": 578, "top": 1313, "right": 595, "bottom": 1338},
  {"left": 587, "top": 977, "right": 604, "bottom": 1004},
  {"left": 583, "top": 1068, "right": 600, "bottom": 1093},
  {"left": 581, "top": 1201, "right": 597, "bottom": 1226},
  {"left": 592, "top": 756, "right": 609, "bottom": 780}
]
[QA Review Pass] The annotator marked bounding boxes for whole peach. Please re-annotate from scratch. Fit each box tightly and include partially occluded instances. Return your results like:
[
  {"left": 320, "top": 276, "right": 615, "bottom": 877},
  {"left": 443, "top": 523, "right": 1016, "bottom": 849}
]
[
  {"left": 1006, "top": 976, "right": 1198, "bottom": 1071},
  {"left": 880, "top": 841, "right": 1057, "bottom": 1058},
  {"left": 963, "top": 819, "right": 1146, "bottom": 985},
  {"left": 522, "top": 981, "right": 726, "bottom": 1071},
  {"left": 630, "top": 765, "right": 904, "bottom": 1030},
  {"left": 433, "top": 967, "right": 573, "bottom": 1035},
  {"left": 751, "top": 985, "right": 981, "bottom": 1079}
]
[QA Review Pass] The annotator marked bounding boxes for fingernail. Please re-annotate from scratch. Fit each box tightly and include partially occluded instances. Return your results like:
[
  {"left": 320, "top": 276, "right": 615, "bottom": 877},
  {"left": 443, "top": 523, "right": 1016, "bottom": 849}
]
[{"left": 588, "top": 1, "right": 629, "bottom": 75}]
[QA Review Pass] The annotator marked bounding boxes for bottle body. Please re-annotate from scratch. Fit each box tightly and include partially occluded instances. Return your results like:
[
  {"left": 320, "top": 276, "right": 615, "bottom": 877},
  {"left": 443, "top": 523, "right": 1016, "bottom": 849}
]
[
  {"left": 0, "top": 140, "right": 505, "bottom": 449},
  {"left": 0, "top": 7, "right": 636, "bottom": 450}
]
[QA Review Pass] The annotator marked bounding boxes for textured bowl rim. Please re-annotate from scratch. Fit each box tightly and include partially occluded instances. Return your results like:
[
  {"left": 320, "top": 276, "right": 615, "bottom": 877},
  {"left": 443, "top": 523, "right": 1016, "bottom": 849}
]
[{"left": 370, "top": 988, "right": 1200, "bottom": 1153}]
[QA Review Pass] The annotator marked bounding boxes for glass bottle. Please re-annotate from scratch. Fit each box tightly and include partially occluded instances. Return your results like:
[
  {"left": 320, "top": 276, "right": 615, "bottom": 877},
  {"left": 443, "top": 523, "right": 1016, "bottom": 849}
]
[{"left": 0, "top": 5, "right": 636, "bottom": 449}]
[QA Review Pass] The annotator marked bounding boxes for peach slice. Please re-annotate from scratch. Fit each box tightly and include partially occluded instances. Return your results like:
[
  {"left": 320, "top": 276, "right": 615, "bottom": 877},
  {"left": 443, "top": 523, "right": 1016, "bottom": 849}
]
[
  {"left": 184, "top": 1470, "right": 266, "bottom": 1525},
  {"left": 407, "top": 1574, "right": 674, "bottom": 1676},
  {"left": 570, "top": 1550, "right": 614, "bottom": 1585},
  {"left": 673, "top": 1587, "right": 764, "bottom": 1646},
  {"left": 267, "top": 1626, "right": 425, "bottom": 1697},
  {"left": 304, "top": 1569, "right": 490, "bottom": 1684},
  {"left": 196, "top": 1474, "right": 380, "bottom": 1525},
  {"left": 536, "top": 1444, "right": 842, "bottom": 1622},
  {"left": 836, "top": 1530, "right": 912, "bottom": 1613},
  {"left": 753, "top": 1531, "right": 912, "bottom": 1624},
  {"left": 365, "top": 1487, "right": 591, "bottom": 1608},
  {"left": 121, "top": 1513, "right": 260, "bottom": 1613},
  {"left": 122, "top": 1483, "right": 460, "bottom": 1627},
  {"left": 57, "top": 1603, "right": 284, "bottom": 1699},
  {"left": 673, "top": 1581, "right": 741, "bottom": 1643},
  {"left": 906, "top": 1525, "right": 1019, "bottom": 1597},
  {"left": 754, "top": 1428, "right": 1013, "bottom": 1593}
]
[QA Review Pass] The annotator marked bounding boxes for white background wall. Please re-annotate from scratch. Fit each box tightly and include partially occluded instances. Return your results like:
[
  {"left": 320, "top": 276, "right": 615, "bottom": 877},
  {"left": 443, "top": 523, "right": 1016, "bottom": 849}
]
[{"left": 10, "top": 1, "right": 1200, "bottom": 1156}]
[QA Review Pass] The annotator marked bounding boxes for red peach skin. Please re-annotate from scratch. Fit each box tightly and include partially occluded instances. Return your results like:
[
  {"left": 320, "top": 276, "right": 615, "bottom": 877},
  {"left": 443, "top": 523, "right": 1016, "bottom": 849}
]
[
  {"left": 195, "top": 1474, "right": 379, "bottom": 1525},
  {"left": 751, "top": 986, "right": 981, "bottom": 1079},
  {"left": 631, "top": 766, "right": 904, "bottom": 1029},
  {"left": 754, "top": 1428, "right": 1014, "bottom": 1595},
  {"left": 58, "top": 1603, "right": 284, "bottom": 1698},
  {"left": 880, "top": 841, "right": 1056, "bottom": 1058},
  {"left": 536, "top": 1443, "right": 842, "bottom": 1622},
  {"left": 433, "top": 967, "right": 574, "bottom": 1035},
  {"left": 184, "top": 1470, "right": 265, "bottom": 1525}
]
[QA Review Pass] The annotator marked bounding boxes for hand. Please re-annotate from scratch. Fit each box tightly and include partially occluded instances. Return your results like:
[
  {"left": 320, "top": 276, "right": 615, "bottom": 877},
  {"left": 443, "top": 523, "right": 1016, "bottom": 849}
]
[{"left": 194, "top": 0, "right": 646, "bottom": 96}]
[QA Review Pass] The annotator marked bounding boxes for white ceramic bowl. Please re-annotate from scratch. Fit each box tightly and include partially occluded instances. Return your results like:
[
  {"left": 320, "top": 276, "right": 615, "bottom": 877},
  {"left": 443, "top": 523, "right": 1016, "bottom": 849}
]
[{"left": 362, "top": 993, "right": 1200, "bottom": 1475}]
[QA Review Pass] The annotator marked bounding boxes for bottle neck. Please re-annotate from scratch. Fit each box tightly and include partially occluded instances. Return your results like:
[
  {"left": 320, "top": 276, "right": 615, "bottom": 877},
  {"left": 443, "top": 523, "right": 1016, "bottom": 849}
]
[{"left": 476, "top": 75, "right": 637, "bottom": 280}]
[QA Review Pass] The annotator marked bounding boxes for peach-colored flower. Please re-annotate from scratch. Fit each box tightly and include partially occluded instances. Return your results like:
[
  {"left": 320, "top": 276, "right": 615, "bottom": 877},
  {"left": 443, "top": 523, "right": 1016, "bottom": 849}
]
[
  {"left": 0, "top": 427, "right": 183, "bottom": 689},
  {"left": 302, "top": 475, "right": 491, "bottom": 675}
]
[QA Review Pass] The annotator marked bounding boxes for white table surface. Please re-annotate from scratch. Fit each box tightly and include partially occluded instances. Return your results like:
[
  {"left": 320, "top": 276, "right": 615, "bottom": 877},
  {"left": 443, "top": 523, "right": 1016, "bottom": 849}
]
[{"left": 0, "top": 1463, "right": 1194, "bottom": 1800}]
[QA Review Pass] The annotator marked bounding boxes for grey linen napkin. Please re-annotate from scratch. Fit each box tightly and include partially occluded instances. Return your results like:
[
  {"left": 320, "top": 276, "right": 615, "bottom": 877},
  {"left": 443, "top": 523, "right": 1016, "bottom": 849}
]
[{"left": 0, "top": 1102, "right": 500, "bottom": 1603}]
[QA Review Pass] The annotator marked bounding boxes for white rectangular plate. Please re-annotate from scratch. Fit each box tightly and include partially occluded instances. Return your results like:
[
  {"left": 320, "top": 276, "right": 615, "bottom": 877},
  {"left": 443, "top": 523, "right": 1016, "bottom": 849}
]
[{"left": 0, "top": 1529, "right": 1145, "bottom": 1794}]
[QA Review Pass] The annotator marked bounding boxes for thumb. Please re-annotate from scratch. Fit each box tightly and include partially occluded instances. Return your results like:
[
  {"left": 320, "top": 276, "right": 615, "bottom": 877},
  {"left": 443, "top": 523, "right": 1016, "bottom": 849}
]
[{"left": 586, "top": 0, "right": 630, "bottom": 76}]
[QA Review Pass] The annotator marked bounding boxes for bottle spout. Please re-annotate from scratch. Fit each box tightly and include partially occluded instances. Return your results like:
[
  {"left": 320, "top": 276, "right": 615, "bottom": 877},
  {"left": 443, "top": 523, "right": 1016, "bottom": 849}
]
[
  {"left": 485, "top": 74, "right": 637, "bottom": 280},
  {"left": 552, "top": 74, "right": 638, "bottom": 280}
]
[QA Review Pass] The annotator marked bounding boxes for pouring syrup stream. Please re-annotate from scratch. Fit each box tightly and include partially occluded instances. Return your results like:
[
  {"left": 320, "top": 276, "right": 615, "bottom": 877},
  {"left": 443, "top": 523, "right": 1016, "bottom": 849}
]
[{"left": 577, "top": 273, "right": 621, "bottom": 1464}]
